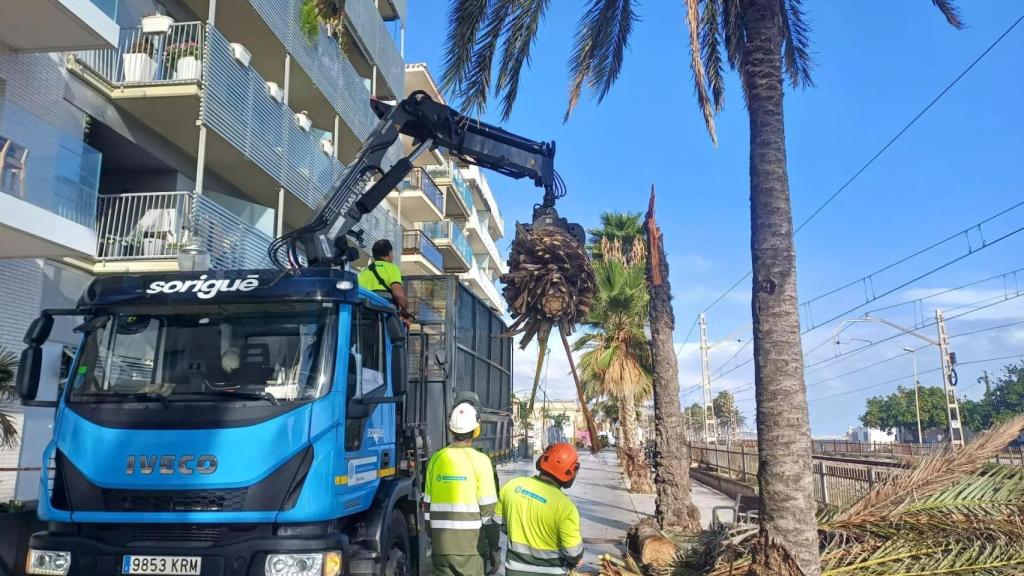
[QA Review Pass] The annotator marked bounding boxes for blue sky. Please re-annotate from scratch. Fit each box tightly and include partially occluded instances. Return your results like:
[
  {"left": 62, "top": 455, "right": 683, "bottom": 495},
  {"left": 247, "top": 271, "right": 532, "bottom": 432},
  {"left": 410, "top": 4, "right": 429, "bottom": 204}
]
[{"left": 404, "top": 1, "right": 1024, "bottom": 436}]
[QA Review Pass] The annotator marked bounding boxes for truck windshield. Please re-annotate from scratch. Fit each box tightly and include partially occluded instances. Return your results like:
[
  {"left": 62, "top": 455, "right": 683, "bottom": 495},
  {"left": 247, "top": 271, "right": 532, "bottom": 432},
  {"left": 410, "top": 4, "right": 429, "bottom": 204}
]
[{"left": 68, "top": 303, "right": 335, "bottom": 405}]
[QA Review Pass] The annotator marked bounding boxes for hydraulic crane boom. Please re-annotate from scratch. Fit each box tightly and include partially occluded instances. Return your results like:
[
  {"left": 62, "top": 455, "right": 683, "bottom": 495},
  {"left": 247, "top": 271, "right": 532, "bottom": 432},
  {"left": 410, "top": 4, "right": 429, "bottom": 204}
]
[{"left": 270, "top": 91, "right": 583, "bottom": 269}]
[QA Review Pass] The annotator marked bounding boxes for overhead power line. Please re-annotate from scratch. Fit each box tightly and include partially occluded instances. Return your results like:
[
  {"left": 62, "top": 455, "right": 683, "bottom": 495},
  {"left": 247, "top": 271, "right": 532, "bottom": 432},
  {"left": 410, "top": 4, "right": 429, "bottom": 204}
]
[{"left": 693, "top": 13, "right": 1024, "bottom": 317}]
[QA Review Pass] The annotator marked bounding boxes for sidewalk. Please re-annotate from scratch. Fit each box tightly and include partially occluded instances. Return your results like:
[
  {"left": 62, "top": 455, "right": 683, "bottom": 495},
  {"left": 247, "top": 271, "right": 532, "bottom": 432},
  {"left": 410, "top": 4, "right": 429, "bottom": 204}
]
[{"left": 496, "top": 449, "right": 733, "bottom": 573}]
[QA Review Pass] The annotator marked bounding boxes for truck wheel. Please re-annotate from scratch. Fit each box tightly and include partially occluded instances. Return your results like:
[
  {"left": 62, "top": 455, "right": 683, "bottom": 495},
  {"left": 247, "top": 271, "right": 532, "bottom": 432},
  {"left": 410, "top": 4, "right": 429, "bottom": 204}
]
[{"left": 382, "top": 510, "right": 410, "bottom": 576}]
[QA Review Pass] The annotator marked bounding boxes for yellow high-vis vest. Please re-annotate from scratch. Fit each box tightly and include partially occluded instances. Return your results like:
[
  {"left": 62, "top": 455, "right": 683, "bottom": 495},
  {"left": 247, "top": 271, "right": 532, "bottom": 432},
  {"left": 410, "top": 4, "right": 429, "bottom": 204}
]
[
  {"left": 493, "top": 476, "right": 583, "bottom": 575},
  {"left": 424, "top": 445, "right": 498, "bottom": 556}
]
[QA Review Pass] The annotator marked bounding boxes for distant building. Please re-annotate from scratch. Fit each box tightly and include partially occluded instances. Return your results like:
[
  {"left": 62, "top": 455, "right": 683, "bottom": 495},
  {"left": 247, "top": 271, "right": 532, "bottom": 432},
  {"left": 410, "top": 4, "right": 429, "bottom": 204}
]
[{"left": 846, "top": 426, "right": 897, "bottom": 444}]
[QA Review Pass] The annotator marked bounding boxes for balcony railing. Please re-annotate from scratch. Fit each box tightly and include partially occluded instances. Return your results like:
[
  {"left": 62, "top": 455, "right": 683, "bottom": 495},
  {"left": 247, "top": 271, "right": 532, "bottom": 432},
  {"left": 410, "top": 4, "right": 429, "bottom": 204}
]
[
  {"left": 402, "top": 229, "right": 443, "bottom": 271},
  {"left": 75, "top": 22, "right": 205, "bottom": 86},
  {"left": 0, "top": 102, "right": 101, "bottom": 228},
  {"left": 421, "top": 220, "right": 473, "bottom": 266},
  {"left": 193, "top": 194, "right": 274, "bottom": 270},
  {"left": 347, "top": 0, "right": 404, "bottom": 97},
  {"left": 397, "top": 167, "right": 444, "bottom": 212},
  {"left": 451, "top": 164, "right": 474, "bottom": 212},
  {"left": 96, "top": 191, "right": 191, "bottom": 260}
]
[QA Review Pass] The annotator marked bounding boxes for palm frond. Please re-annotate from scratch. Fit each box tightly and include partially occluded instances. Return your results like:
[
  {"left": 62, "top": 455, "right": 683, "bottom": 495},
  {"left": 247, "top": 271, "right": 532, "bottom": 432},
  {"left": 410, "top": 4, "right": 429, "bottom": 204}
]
[
  {"left": 565, "top": 0, "right": 616, "bottom": 122},
  {"left": 440, "top": 0, "right": 490, "bottom": 94},
  {"left": 0, "top": 347, "right": 18, "bottom": 449},
  {"left": 780, "top": 0, "right": 814, "bottom": 88},
  {"left": 683, "top": 0, "right": 718, "bottom": 145},
  {"left": 720, "top": 0, "right": 744, "bottom": 71},
  {"left": 458, "top": 0, "right": 515, "bottom": 116},
  {"left": 494, "top": 0, "right": 549, "bottom": 120},
  {"left": 930, "top": 0, "right": 964, "bottom": 29},
  {"left": 590, "top": 0, "right": 637, "bottom": 101},
  {"left": 699, "top": 0, "right": 725, "bottom": 111}
]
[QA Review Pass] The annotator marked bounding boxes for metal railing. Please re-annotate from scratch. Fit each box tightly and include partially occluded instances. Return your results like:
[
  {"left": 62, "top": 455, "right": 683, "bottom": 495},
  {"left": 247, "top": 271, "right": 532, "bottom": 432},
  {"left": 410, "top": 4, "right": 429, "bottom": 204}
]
[
  {"left": 346, "top": 0, "right": 404, "bottom": 97},
  {"left": 424, "top": 163, "right": 450, "bottom": 182},
  {"left": 75, "top": 22, "right": 205, "bottom": 86},
  {"left": 0, "top": 102, "right": 101, "bottom": 228},
  {"left": 402, "top": 229, "right": 443, "bottom": 270},
  {"left": 420, "top": 220, "right": 473, "bottom": 267},
  {"left": 193, "top": 194, "right": 274, "bottom": 270},
  {"left": 812, "top": 438, "right": 1024, "bottom": 464},
  {"left": 690, "top": 443, "right": 905, "bottom": 510},
  {"left": 95, "top": 191, "right": 191, "bottom": 260},
  {"left": 397, "top": 167, "right": 444, "bottom": 212}
]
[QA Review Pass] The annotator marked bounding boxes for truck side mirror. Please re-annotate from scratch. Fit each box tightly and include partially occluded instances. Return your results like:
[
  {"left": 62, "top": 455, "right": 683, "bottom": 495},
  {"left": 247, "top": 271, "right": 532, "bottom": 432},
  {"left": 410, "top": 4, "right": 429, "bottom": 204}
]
[
  {"left": 24, "top": 315, "right": 54, "bottom": 346},
  {"left": 17, "top": 345, "right": 43, "bottom": 401}
]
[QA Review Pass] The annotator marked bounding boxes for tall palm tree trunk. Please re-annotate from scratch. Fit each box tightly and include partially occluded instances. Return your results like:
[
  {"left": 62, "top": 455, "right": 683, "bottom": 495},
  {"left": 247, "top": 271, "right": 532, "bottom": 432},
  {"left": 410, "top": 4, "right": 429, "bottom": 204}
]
[
  {"left": 741, "top": 2, "right": 820, "bottom": 574},
  {"left": 617, "top": 392, "right": 653, "bottom": 493},
  {"left": 644, "top": 189, "right": 701, "bottom": 531}
]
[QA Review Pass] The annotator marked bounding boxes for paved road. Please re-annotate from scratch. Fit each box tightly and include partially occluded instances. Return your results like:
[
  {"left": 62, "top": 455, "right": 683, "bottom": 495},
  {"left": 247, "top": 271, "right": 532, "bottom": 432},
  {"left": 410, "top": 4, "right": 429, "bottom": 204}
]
[{"left": 495, "top": 449, "right": 733, "bottom": 573}]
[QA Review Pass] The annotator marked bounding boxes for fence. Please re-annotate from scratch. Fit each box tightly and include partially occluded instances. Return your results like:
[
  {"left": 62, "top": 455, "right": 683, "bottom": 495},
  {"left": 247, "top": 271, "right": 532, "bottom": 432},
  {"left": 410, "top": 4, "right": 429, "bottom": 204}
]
[
  {"left": 812, "top": 439, "right": 1024, "bottom": 465},
  {"left": 95, "top": 191, "right": 191, "bottom": 260},
  {"left": 690, "top": 443, "right": 907, "bottom": 510},
  {"left": 75, "top": 22, "right": 205, "bottom": 86}
]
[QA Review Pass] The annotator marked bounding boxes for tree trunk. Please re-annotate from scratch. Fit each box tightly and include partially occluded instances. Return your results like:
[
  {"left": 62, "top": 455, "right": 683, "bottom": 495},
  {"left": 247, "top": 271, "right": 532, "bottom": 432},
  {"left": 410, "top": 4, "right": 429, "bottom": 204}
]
[
  {"left": 741, "top": 2, "right": 821, "bottom": 574},
  {"left": 644, "top": 189, "right": 701, "bottom": 531},
  {"left": 617, "top": 392, "right": 653, "bottom": 493}
]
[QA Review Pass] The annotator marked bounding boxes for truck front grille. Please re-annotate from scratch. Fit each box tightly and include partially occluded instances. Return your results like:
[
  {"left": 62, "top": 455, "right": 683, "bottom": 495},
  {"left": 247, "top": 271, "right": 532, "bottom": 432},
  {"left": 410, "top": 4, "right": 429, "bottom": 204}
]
[
  {"left": 128, "top": 525, "right": 225, "bottom": 546},
  {"left": 103, "top": 488, "right": 248, "bottom": 512}
]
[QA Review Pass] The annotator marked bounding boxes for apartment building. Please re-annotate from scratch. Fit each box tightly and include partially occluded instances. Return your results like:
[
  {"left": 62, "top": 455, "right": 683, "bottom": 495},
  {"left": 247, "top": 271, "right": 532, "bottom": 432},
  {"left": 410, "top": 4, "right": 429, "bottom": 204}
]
[
  {"left": 0, "top": 0, "right": 406, "bottom": 500},
  {"left": 390, "top": 63, "right": 508, "bottom": 313}
]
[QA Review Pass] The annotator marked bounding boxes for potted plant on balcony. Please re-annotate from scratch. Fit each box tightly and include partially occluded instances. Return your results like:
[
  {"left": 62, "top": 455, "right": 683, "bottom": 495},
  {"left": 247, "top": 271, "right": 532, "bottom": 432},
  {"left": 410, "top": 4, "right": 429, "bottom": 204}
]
[
  {"left": 299, "top": 0, "right": 347, "bottom": 53},
  {"left": 166, "top": 40, "right": 202, "bottom": 80},
  {"left": 141, "top": 13, "right": 175, "bottom": 35},
  {"left": 123, "top": 37, "right": 156, "bottom": 82},
  {"left": 294, "top": 110, "right": 312, "bottom": 132},
  {"left": 229, "top": 42, "right": 251, "bottom": 67}
]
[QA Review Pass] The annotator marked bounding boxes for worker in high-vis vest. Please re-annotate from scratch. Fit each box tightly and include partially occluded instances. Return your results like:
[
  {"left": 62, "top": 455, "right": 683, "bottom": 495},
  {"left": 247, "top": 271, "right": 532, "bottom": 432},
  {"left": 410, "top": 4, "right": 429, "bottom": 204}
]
[
  {"left": 424, "top": 402, "right": 500, "bottom": 576},
  {"left": 492, "top": 443, "right": 584, "bottom": 576}
]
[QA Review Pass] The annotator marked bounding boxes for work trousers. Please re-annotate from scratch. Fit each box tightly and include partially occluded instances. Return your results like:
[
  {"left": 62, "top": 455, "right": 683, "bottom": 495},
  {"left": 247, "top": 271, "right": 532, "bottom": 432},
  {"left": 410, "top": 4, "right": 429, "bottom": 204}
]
[{"left": 431, "top": 554, "right": 485, "bottom": 576}]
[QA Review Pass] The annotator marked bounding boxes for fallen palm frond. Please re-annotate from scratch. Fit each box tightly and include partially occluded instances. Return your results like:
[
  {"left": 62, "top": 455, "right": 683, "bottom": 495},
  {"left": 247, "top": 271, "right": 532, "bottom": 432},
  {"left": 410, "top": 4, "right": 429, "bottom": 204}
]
[
  {"left": 501, "top": 223, "right": 595, "bottom": 348},
  {"left": 654, "top": 415, "right": 1024, "bottom": 576}
]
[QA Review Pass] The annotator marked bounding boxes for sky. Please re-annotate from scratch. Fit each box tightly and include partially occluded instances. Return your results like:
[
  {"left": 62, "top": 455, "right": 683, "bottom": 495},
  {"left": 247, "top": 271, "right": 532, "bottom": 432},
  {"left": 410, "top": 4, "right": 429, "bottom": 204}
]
[{"left": 403, "top": 1, "right": 1024, "bottom": 436}]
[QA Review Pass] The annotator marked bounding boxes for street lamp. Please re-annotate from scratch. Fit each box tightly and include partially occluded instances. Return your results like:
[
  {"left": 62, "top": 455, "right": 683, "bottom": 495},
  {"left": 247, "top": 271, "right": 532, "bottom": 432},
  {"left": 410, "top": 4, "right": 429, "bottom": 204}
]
[{"left": 903, "top": 346, "right": 924, "bottom": 446}]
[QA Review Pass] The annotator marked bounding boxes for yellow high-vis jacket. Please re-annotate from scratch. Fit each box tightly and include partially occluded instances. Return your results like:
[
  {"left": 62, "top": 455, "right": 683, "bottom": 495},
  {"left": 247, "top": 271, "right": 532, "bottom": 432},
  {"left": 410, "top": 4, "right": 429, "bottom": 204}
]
[
  {"left": 424, "top": 445, "right": 499, "bottom": 556},
  {"left": 493, "top": 476, "right": 584, "bottom": 576}
]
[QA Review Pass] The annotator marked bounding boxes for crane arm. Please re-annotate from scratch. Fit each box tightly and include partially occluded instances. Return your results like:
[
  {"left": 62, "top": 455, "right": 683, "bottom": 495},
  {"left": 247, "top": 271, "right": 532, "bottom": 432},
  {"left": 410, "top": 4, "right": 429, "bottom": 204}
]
[{"left": 271, "top": 91, "right": 582, "bottom": 269}]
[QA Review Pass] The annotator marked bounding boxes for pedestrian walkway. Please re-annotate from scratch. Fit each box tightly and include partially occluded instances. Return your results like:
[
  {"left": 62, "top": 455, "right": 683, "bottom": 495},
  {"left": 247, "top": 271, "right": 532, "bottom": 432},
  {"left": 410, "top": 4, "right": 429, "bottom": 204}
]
[{"left": 496, "top": 449, "right": 733, "bottom": 573}]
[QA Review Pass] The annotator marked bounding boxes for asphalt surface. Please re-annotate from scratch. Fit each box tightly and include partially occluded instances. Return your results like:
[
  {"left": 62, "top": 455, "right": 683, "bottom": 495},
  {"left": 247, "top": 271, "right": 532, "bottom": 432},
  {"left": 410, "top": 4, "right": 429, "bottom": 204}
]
[{"left": 494, "top": 449, "right": 733, "bottom": 574}]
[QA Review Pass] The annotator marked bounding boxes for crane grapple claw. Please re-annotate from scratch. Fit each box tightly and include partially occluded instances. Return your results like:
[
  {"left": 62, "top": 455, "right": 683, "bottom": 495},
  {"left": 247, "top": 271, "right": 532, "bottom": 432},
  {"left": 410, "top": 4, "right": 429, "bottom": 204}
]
[{"left": 527, "top": 206, "right": 586, "bottom": 249}]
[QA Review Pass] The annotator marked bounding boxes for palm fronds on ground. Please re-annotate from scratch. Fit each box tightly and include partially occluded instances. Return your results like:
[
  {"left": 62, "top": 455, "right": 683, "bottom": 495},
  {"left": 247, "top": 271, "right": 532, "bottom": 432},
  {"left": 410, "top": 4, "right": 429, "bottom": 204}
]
[
  {"left": 0, "top": 346, "right": 21, "bottom": 449},
  {"left": 659, "top": 415, "right": 1024, "bottom": 576}
]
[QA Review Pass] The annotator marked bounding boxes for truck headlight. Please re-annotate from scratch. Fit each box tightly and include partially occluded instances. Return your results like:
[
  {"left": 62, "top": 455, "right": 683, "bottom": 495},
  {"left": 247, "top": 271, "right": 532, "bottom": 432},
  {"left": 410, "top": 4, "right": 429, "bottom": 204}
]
[
  {"left": 26, "top": 550, "right": 71, "bottom": 576},
  {"left": 265, "top": 552, "right": 341, "bottom": 576}
]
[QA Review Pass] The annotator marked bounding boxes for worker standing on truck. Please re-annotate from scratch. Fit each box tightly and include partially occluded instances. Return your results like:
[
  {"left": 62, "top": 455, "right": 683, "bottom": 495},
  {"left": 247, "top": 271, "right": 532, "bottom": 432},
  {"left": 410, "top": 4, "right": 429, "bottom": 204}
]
[
  {"left": 492, "top": 443, "right": 584, "bottom": 576},
  {"left": 424, "top": 402, "right": 501, "bottom": 576},
  {"left": 358, "top": 239, "right": 411, "bottom": 318}
]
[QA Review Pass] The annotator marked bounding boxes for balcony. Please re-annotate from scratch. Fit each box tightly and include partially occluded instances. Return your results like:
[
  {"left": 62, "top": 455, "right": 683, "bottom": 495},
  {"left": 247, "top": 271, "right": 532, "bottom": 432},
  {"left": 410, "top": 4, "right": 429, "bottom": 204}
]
[
  {"left": 394, "top": 167, "right": 444, "bottom": 221},
  {"left": 0, "top": 0, "right": 118, "bottom": 52},
  {"left": 420, "top": 221, "right": 472, "bottom": 272},
  {"left": 0, "top": 102, "right": 101, "bottom": 258},
  {"left": 433, "top": 162, "right": 474, "bottom": 219},
  {"left": 465, "top": 207, "right": 505, "bottom": 270},
  {"left": 346, "top": 0, "right": 404, "bottom": 98},
  {"left": 72, "top": 21, "right": 206, "bottom": 92},
  {"left": 94, "top": 190, "right": 273, "bottom": 271},
  {"left": 401, "top": 229, "right": 443, "bottom": 275},
  {"left": 461, "top": 257, "right": 505, "bottom": 313}
]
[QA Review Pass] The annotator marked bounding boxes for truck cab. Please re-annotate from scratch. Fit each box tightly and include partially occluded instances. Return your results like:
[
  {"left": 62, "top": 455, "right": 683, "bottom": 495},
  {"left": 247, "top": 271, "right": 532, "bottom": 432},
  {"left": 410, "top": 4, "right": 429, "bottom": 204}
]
[{"left": 18, "top": 269, "right": 422, "bottom": 576}]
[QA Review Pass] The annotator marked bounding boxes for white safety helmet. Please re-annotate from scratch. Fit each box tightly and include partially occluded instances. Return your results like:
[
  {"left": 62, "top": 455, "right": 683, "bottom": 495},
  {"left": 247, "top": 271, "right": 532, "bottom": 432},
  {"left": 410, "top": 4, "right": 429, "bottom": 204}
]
[{"left": 448, "top": 402, "right": 480, "bottom": 435}]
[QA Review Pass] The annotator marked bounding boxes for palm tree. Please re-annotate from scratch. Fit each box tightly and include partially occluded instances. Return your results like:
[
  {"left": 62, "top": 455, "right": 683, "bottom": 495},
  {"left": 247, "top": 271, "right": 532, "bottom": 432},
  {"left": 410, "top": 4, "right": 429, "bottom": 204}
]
[
  {"left": 575, "top": 257, "right": 654, "bottom": 492},
  {"left": 441, "top": 2, "right": 963, "bottom": 572},
  {"left": 588, "top": 211, "right": 643, "bottom": 259},
  {"left": 0, "top": 347, "right": 20, "bottom": 449}
]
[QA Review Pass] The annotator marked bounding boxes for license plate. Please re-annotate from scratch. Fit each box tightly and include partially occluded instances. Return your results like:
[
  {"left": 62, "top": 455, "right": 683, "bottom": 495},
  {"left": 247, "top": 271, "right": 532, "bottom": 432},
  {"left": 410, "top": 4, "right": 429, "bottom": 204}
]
[{"left": 122, "top": 555, "right": 202, "bottom": 575}]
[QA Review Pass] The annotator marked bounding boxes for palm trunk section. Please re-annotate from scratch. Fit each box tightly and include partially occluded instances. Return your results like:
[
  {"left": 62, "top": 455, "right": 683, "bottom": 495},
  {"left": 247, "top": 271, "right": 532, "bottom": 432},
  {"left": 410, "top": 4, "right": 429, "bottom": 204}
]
[
  {"left": 741, "top": 1, "right": 821, "bottom": 574},
  {"left": 617, "top": 392, "right": 654, "bottom": 493},
  {"left": 644, "top": 191, "right": 701, "bottom": 531}
]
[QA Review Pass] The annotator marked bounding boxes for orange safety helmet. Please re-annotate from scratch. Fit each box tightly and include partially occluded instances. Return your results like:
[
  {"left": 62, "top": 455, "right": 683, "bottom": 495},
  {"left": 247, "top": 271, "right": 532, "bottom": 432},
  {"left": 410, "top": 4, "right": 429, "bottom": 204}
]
[{"left": 537, "top": 443, "right": 580, "bottom": 486}]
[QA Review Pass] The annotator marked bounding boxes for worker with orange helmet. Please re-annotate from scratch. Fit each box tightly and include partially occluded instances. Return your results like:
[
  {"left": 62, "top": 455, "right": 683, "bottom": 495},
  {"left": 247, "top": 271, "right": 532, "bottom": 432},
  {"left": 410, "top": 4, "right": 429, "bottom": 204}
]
[{"left": 491, "top": 443, "right": 584, "bottom": 576}]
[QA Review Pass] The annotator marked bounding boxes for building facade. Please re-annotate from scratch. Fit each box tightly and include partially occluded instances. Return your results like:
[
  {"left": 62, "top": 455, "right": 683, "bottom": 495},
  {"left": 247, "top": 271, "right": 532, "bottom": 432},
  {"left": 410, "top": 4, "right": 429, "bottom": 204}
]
[{"left": 0, "top": 0, "right": 408, "bottom": 500}]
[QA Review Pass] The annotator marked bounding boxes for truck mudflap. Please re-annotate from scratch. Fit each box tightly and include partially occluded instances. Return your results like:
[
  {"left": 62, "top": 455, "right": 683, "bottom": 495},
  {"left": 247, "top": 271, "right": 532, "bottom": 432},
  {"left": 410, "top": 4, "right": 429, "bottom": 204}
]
[{"left": 27, "top": 524, "right": 349, "bottom": 576}]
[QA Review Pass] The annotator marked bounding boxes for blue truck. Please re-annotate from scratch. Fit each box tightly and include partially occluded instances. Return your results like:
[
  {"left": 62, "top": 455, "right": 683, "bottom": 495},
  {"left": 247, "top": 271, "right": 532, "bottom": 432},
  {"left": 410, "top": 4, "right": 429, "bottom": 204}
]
[{"left": 14, "top": 93, "right": 582, "bottom": 576}]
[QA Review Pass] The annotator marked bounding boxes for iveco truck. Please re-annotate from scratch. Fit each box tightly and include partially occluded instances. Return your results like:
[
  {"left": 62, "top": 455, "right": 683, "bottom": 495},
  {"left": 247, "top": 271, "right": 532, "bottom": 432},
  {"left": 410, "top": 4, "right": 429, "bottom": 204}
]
[{"left": 15, "top": 91, "right": 582, "bottom": 576}]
